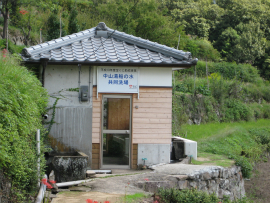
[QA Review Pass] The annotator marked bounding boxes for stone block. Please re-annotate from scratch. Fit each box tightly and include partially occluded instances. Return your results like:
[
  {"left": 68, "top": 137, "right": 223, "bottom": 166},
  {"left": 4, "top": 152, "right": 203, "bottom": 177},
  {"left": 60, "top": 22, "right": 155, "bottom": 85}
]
[
  {"left": 219, "top": 179, "right": 229, "bottom": 189},
  {"left": 222, "top": 169, "right": 229, "bottom": 179},
  {"left": 189, "top": 180, "right": 198, "bottom": 189},
  {"left": 178, "top": 180, "right": 188, "bottom": 190},
  {"left": 198, "top": 181, "right": 207, "bottom": 191},
  {"left": 208, "top": 181, "right": 219, "bottom": 195},
  {"left": 137, "top": 181, "right": 172, "bottom": 193},
  {"left": 218, "top": 189, "right": 225, "bottom": 199},
  {"left": 201, "top": 172, "right": 211, "bottom": 180},
  {"left": 174, "top": 175, "right": 188, "bottom": 181},
  {"left": 212, "top": 169, "right": 220, "bottom": 178}
]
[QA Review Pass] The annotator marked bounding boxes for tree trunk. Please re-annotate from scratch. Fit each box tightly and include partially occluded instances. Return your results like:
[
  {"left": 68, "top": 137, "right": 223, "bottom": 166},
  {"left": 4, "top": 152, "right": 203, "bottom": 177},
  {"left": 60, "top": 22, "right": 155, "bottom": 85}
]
[{"left": 2, "top": 11, "right": 8, "bottom": 39}]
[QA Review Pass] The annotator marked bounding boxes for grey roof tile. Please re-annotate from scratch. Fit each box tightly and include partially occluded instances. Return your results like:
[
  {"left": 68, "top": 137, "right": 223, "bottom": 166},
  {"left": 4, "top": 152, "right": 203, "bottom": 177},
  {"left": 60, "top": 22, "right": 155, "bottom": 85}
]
[{"left": 21, "top": 22, "right": 198, "bottom": 66}]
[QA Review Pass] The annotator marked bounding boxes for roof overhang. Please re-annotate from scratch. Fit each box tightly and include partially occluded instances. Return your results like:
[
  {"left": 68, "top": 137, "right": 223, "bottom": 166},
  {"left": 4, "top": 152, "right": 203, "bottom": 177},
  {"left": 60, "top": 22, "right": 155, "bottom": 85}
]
[
  {"left": 21, "top": 22, "right": 198, "bottom": 67},
  {"left": 23, "top": 60, "right": 197, "bottom": 68}
]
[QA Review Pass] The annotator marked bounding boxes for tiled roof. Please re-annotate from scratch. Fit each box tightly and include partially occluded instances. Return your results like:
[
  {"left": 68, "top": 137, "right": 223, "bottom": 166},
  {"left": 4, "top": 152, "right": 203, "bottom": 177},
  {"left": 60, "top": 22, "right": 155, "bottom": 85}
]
[{"left": 21, "top": 22, "right": 198, "bottom": 66}]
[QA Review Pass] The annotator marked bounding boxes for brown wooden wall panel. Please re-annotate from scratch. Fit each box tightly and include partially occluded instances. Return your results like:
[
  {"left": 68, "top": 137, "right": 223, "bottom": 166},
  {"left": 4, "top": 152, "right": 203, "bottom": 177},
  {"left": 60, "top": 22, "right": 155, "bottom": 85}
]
[
  {"left": 133, "top": 133, "right": 172, "bottom": 139},
  {"left": 133, "top": 128, "right": 171, "bottom": 134},
  {"left": 139, "top": 92, "right": 172, "bottom": 98},
  {"left": 134, "top": 108, "right": 171, "bottom": 113},
  {"left": 132, "top": 87, "right": 172, "bottom": 144},
  {"left": 107, "top": 98, "right": 130, "bottom": 130},
  {"left": 133, "top": 97, "right": 172, "bottom": 103},
  {"left": 92, "top": 143, "right": 100, "bottom": 169},
  {"left": 133, "top": 118, "right": 172, "bottom": 124},
  {"left": 132, "top": 144, "right": 138, "bottom": 169},
  {"left": 133, "top": 138, "right": 171, "bottom": 144},
  {"left": 139, "top": 88, "right": 172, "bottom": 93},
  {"left": 133, "top": 113, "right": 171, "bottom": 119},
  {"left": 133, "top": 102, "right": 171, "bottom": 108},
  {"left": 92, "top": 87, "right": 101, "bottom": 143},
  {"left": 133, "top": 123, "right": 172, "bottom": 129}
]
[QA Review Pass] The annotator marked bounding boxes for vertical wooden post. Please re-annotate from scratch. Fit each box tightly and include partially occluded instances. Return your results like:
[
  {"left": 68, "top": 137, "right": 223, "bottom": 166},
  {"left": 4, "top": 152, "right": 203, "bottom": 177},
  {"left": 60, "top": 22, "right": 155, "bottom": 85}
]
[
  {"left": 206, "top": 58, "right": 209, "bottom": 90},
  {"left": 40, "top": 29, "right": 42, "bottom": 44},
  {"left": 60, "top": 13, "right": 62, "bottom": 38},
  {"left": 6, "top": 12, "right": 9, "bottom": 51},
  {"left": 194, "top": 65, "right": 196, "bottom": 95}
]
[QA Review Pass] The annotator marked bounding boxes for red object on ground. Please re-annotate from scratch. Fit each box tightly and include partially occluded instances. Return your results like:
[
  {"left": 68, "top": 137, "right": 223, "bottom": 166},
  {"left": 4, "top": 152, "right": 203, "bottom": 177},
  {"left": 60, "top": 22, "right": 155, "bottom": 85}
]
[
  {"left": 41, "top": 178, "right": 53, "bottom": 189},
  {"left": 86, "top": 199, "right": 93, "bottom": 203}
]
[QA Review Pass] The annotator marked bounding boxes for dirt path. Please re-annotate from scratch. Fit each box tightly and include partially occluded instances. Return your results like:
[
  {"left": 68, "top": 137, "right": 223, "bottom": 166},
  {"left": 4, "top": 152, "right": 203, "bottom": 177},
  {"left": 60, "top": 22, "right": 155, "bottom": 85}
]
[
  {"left": 52, "top": 192, "right": 124, "bottom": 203},
  {"left": 51, "top": 170, "right": 154, "bottom": 203},
  {"left": 245, "top": 156, "right": 270, "bottom": 202}
]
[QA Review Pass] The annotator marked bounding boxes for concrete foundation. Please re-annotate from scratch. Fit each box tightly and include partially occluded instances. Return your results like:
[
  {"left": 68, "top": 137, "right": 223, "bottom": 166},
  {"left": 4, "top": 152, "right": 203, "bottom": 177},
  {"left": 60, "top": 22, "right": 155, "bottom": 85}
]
[{"left": 137, "top": 144, "right": 170, "bottom": 166}]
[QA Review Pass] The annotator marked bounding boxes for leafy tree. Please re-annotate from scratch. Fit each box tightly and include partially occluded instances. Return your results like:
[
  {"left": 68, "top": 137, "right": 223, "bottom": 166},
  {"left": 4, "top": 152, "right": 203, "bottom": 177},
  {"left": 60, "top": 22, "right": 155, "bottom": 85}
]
[
  {"left": 214, "top": 27, "right": 240, "bottom": 60},
  {"left": 47, "top": 9, "right": 67, "bottom": 41},
  {"left": 254, "top": 41, "right": 270, "bottom": 80},
  {"left": 0, "top": 0, "right": 20, "bottom": 39},
  {"left": 233, "top": 22, "right": 266, "bottom": 64},
  {"left": 68, "top": 7, "right": 80, "bottom": 34},
  {"left": 185, "top": 16, "right": 210, "bottom": 38}
]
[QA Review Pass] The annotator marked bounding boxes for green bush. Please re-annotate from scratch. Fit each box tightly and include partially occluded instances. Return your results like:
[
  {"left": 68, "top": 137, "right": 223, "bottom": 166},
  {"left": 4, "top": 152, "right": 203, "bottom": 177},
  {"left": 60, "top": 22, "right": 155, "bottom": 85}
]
[
  {"left": 223, "top": 99, "right": 253, "bottom": 122},
  {"left": 178, "top": 61, "right": 261, "bottom": 84},
  {"left": 0, "top": 51, "right": 48, "bottom": 201},
  {"left": 184, "top": 38, "right": 220, "bottom": 62},
  {"left": 199, "top": 128, "right": 270, "bottom": 178},
  {"left": 0, "top": 39, "right": 25, "bottom": 54},
  {"left": 157, "top": 188, "right": 219, "bottom": 203}
]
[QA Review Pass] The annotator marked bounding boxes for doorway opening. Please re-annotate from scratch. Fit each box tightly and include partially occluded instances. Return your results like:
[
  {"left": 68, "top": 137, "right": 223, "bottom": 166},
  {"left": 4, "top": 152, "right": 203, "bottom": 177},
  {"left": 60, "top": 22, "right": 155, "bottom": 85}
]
[{"left": 102, "top": 95, "right": 132, "bottom": 169}]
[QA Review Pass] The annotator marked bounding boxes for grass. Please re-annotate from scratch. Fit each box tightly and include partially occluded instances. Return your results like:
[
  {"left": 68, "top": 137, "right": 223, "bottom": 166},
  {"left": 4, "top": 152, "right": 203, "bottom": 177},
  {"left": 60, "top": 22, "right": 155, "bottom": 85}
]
[
  {"left": 177, "top": 120, "right": 270, "bottom": 178},
  {"left": 178, "top": 119, "right": 270, "bottom": 141},
  {"left": 122, "top": 193, "right": 149, "bottom": 203},
  {"left": 192, "top": 152, "right": 234, "bottom": 167}
]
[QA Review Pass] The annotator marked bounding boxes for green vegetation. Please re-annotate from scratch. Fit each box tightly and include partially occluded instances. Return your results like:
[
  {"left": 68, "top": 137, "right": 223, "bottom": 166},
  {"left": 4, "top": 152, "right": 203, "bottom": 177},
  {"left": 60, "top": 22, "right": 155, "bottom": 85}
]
[
  {"left": 1, "top": 0, "right": 270, "bottom": 80},
  {"left": 0, "top": 0, "right": 270, "bottom": 200},
  {"left": 157, "top": 188, "right": 251, "bottom": 203},
  {"left": 123, "top": 193, "right": 149, "bottom": 203},
  {"left": 0, "top": 51, "right": 48, "bottom": 201},
  {"left": 172, "top": 61, "right": 270, "bottom": 132},
  {"left": 191, "top": 152, "right": 234, "bottom": 168},
  {"left": 179, "top": 120, "right": 270, "bottom": 178},
  {"left": 0, "top": 39, "right": 25, "bottom": 54}
]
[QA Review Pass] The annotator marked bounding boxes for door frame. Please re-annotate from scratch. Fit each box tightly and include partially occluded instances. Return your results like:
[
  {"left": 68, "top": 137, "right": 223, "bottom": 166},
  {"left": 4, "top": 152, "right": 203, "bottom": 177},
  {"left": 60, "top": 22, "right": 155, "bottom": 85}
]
[{"left": 101, "top": 95, "right": 132, "bottom": 169}]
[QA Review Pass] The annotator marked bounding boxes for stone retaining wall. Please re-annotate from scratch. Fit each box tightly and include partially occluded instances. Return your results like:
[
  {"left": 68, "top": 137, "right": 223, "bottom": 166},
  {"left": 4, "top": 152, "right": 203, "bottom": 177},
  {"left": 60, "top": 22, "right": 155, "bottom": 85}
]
[
  {"left": 137, "top": 165, "right": 245, "bottom": 201},
  {"left": 178, "top": 166, "right": 245, "bottom": 200}
]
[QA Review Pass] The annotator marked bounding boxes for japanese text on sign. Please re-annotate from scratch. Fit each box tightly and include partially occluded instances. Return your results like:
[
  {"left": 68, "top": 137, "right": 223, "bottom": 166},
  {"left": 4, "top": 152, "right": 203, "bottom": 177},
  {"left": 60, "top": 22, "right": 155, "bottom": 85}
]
[{"left": 97, "top": 67, "right": 139, "bottom": 93}]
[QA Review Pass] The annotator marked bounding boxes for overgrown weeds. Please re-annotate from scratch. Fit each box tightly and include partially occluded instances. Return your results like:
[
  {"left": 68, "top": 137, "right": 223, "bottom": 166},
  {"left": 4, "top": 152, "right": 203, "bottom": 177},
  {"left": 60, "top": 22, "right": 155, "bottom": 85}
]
[
  {"left": 179, "top": 121, "right": 270, "bottom": 178},
  {"left": 157, "top": 188, "right": 252, "bottom": 203},
  {"left": 0, "top": 52, "right": 48, "bottom": 201}
]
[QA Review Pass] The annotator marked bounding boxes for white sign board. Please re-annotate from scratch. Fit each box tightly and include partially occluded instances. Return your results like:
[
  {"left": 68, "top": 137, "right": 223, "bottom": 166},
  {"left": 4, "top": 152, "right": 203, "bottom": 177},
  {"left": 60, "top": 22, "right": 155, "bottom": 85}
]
[{"left": 97, "top": 67, "right": 139, "bottom": 94}]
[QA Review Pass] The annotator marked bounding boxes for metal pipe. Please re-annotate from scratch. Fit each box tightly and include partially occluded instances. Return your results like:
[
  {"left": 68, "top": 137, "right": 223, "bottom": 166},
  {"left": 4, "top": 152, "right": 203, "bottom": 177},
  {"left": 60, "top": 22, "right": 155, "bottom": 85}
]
[
  {"left": 89, "top": 66, "right": 91, "bottom": 103},
  {"left": 36, "top": 129, "right": 40, "bottom": 187},
  {"left": 56, "top": 179, "right": 93, "bottom": 188},
  {"left": 35, "top": 174, "right": 47, "bottom": 203},
  {"left": 78, "top": 64, "right": 82, "bottom": 103}
]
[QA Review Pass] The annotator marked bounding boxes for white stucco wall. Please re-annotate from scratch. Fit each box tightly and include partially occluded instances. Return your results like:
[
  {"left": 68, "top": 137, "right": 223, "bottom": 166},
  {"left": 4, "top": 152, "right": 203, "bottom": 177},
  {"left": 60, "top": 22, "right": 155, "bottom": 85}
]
[
  {"left": 92, "top": 66, "right": 172, "bottom": 87},
  {"left": 43, "top": 65, "right": 93, "bottom": 162},
  {"left": 45, "top": 65, "right": 92, "bottom": 107}
]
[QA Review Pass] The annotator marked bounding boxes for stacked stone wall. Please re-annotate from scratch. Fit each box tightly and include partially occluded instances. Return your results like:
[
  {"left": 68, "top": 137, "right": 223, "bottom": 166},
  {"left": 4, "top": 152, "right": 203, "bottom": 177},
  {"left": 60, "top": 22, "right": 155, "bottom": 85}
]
[
  {"left": 137, "top": 165, "right": 245, "bottom": 201},
  {"left": 177, "top": 166, "right": 245, "bottom": 200}
]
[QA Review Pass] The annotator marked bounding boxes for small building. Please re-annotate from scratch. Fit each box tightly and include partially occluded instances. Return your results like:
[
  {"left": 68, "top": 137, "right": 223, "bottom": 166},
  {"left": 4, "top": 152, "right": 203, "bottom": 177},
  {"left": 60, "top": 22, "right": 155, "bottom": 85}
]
[{"left": 21, "top": 22, "right": 197, "bottom": 169}]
